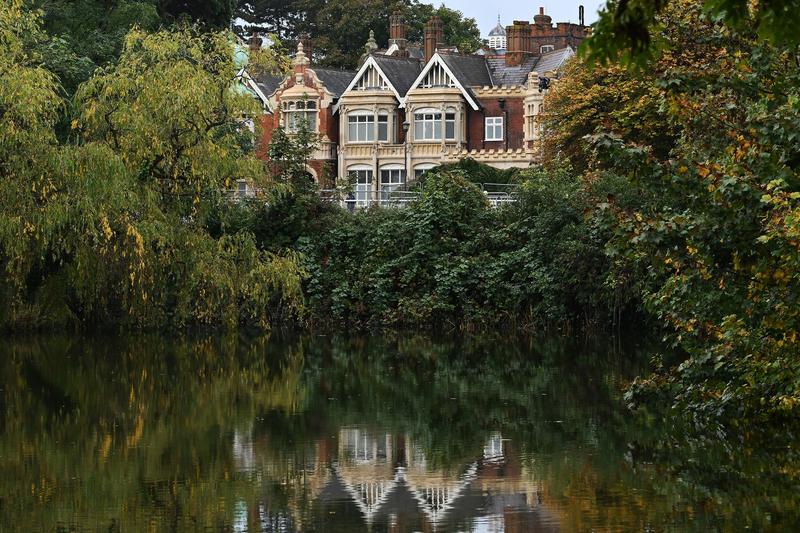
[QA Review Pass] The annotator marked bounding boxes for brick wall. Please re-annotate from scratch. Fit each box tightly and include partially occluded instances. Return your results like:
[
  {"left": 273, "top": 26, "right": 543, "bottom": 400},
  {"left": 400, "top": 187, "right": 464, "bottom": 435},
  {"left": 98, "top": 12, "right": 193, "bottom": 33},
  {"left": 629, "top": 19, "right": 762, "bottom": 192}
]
[
  {"left": 530, "top": 23, "right": 586, "bottom": 54},
  {"left": 467, "top": 97, "right": 526, "bottom": 150}
]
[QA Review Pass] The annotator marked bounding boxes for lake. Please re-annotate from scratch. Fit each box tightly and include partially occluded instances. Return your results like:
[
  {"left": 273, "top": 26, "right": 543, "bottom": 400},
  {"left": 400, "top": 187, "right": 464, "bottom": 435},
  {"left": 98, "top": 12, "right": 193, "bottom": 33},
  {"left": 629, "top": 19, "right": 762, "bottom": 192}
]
[{"left": 0, "top": 333, "right": 797, "bottom": 532}]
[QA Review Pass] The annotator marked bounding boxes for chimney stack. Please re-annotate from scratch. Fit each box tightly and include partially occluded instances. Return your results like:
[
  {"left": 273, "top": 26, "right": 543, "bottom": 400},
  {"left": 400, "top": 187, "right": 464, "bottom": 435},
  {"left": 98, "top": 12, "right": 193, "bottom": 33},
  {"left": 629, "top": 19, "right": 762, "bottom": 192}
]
[
  {"left": 299, "top": 32, "right": 313, "bottom": 64},
  {"left": 579, "top": 5, "right": 585, "bottom": 26},
  {"left": 389, "top": 11, "right": 409, "bottom": 58},
  {"left": 424, "top": 16, "right": 444, "bottom": 62},
  {"left": 506, "top": 20, "right": 532, "bottom": 66},
  {"left": 534, "top": 7, "right": 552, "bottom": 27}
]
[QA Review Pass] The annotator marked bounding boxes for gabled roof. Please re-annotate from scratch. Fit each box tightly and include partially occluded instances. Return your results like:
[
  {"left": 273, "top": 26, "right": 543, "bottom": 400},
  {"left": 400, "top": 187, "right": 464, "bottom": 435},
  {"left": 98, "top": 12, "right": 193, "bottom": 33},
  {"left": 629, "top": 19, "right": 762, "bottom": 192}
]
[
  {"left": 335, "top": 54, "right": 423, "bottom": 114},
  {"left": 405, "top": 53, "right": 490, "bottom": 110},
  {"left": 312, "top": 67, "right": 357, "bottom": 98},
  {"left": 372, "top": 55, "right": 424, "bottom": 97},
  {"left": 439, "top": 53, "right": 492, "bottom": 87},
  {"left": 236, "top": 68, "right": 273, "bottom": 111},
  {"left": 534, "top": 46, "right": 575, "bottom": 74}
]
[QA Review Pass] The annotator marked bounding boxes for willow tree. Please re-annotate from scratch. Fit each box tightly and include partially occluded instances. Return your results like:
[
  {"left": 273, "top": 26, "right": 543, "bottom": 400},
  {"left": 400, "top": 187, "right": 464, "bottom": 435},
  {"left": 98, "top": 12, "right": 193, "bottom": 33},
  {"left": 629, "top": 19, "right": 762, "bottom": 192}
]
[{"left": 0, "top": 2, "right": 304, "bottom": 330}]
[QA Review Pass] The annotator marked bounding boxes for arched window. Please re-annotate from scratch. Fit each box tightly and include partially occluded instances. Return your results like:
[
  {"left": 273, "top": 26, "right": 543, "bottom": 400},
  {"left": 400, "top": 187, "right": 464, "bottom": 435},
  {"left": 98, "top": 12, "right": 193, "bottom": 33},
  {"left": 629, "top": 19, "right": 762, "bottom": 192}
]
[
  {"left": 414, "top": 164, "right": 436, "bottom": 180},
  {"left": 281, "top": 99, "right": 317, "bottom": 132},
  {"left": 347, "top": 165, "right": 373, "bottom": 207},
  {"left": 379, "top": 165, "right": 406, "bottom": 201}
]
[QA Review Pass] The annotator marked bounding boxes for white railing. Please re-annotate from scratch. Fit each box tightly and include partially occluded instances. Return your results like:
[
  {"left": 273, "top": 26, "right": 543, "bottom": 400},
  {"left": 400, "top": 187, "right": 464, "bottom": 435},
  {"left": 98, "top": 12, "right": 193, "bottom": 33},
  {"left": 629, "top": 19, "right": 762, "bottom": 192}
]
[
  {"left": 225, "top": 183, "right": 520, "bottom": 210},
  {"left": 320, "top": 189, "right": 420, "bottom": 210}
]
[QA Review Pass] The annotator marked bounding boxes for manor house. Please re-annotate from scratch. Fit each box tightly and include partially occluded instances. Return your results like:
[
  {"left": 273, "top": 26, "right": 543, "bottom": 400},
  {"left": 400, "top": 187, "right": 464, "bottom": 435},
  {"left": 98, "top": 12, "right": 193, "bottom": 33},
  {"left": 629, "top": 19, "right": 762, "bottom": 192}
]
[{"left": 254, "top": 7, "right": 586, "bottom": 196}]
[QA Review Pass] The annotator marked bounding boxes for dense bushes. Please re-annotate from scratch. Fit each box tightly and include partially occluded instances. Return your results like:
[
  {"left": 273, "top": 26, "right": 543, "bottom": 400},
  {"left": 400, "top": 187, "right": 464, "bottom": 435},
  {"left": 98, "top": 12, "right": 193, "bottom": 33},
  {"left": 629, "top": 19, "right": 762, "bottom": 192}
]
[{"left": 267, "top": 166, "right": 638, "bottom": 330}]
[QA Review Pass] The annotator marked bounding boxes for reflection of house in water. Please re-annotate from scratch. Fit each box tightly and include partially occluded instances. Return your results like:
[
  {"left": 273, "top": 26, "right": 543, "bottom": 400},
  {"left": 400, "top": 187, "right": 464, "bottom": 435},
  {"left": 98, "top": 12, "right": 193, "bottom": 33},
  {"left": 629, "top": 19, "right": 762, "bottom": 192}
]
[
  {"left": 322, "top": 428, "right": 559, "bottom": 532},
  {"left": 232, "top": 426, "right": 560, "bottom": 532}
]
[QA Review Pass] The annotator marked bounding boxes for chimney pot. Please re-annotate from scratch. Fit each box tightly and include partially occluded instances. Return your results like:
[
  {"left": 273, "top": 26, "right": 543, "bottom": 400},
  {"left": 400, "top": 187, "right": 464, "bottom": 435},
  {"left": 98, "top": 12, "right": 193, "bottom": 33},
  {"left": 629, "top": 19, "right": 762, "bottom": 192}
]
[{"left": 424, "top": 15, "right": 445, "bottom": 62}]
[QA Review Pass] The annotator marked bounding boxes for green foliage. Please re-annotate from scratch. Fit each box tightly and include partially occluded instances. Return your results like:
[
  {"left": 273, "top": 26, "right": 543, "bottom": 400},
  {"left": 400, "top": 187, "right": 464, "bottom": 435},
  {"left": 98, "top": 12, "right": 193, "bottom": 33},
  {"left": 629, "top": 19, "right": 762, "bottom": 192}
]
[
  {"left": 293, "top": 167, "right": 633, "bottom": 330},
  {"left": 75, "top": 25, "right": 265, "bottom": 210},
  {"left": 236, "top": 0, "right": 482, "bottom": 69},
  {"left": 558, "top": 0, "right": 800, "bottom": 432},
  {"left": 158, "top": 0, "right": 236, "bottom": 28},
  {"left": 0, "top": 3, "right": 304, "bottom": 331},
  {"left": 587, "top": 0, "right": 800, "bottom": 65},
  {"left": 427, "top": 158, "right": 522, "bottom": 185}
]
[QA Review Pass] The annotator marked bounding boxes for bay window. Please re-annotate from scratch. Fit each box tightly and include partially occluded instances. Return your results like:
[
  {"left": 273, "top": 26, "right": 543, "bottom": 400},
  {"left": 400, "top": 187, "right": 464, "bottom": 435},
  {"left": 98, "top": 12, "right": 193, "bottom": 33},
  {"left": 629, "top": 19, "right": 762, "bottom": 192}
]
[
  {"left": 282, "top": 100, "right": 317, "bottom": 132},
  {"left": 413, "top": 109, "right": 457, "bottom": 141},
  {"left": 348, "top": 113, "right": 374, "bottom": 142}
]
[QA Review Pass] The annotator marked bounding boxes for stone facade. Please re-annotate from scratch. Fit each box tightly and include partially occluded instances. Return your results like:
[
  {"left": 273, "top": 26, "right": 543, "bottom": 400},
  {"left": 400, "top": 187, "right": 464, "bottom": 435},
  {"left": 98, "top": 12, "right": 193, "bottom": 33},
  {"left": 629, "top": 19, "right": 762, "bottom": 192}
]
[{"left": 254, "top": 7, "right": 579, "bottom": 191}]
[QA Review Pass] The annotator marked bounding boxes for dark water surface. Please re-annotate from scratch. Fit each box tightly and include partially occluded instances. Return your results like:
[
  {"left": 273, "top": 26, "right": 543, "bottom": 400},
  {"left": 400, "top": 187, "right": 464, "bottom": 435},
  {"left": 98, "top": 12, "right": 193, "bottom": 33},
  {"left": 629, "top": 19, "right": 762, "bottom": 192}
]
[{"left": 0, "top": 334, "right": 798, "bottom": 532}]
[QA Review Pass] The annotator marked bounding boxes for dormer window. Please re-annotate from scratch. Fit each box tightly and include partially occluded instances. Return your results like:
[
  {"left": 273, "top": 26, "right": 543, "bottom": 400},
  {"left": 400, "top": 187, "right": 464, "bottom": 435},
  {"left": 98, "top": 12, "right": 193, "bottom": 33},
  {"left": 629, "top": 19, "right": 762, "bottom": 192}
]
[
  {"left": 540, "top": 45, "right": 555, "bottom": 53},
  {"left": 282, "top": 100, "right": 317, "bottom": 132}
]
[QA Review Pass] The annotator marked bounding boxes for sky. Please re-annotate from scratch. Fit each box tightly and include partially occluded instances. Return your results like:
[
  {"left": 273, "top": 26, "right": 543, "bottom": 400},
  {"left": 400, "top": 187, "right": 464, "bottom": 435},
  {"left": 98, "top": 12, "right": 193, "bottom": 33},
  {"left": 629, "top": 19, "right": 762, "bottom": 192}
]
[{"left": 426, "top": 0, "right": 607, "bottom": 35}]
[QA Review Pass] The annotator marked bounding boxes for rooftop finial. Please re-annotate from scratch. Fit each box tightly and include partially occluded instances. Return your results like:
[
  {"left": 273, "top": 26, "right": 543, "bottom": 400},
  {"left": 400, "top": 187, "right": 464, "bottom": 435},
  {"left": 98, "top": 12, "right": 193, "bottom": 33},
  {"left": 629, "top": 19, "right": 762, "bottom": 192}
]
[
  {"left": 293, "top": 40, "right": 309, "bottom": 67},
  {"left": 365, "top": 29, "right": 378, "bottom": 54}
]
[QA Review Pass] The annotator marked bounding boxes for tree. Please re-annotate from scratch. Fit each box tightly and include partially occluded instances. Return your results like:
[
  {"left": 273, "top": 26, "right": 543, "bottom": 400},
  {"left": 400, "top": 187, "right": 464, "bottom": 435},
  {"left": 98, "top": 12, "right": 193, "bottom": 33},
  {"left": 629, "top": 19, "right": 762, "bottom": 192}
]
[
  {"left": 235, "top": 0, "right": 482, "bottom": 69},
  {"left": 588, "top": 0, "right": 800, "bottom": 64},
  {"left": 407, "top": 4, "right": 482, "bottom": 54},
  {"left": 234, "top": 0, "right": 310, "bottom": 41},
  {"left": 542, "top": 57, "right": 677, "bottom": 171},
  {"left": 74, "top": 26, "right": 267, "bottom": 212},
  {"left": 158, "top": 0, "right": 237, "bottom": 28},
  {"left": 565, "top": 0, "right": 800, "bottom": 432},
  {"left": 0, "top": 1, "right": 304, "bottom": 330}
]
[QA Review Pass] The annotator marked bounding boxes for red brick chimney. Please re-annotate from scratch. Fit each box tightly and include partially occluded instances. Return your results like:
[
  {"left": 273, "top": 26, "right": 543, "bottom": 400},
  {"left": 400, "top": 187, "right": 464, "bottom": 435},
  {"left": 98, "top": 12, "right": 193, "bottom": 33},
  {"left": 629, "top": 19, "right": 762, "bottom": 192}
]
[
  {"left": 505, "top": 20, "right": 532, "bottom": 66},
  {"left": 389, "top": 11, "right": 409, "bottom": 58},
  {"left": 424, "top": 16, "right": 444, "bottom": 62},
  {"left": 533, "top": 7, "right": 552, "bottom": 27}
]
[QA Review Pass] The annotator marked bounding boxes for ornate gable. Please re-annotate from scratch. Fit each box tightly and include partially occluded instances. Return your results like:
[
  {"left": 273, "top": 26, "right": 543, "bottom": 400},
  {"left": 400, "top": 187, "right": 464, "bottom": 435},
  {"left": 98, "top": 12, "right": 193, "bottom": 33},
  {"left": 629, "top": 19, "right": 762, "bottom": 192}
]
[{"left": 353, "top": 63, "right": 390, "bottom": 91}]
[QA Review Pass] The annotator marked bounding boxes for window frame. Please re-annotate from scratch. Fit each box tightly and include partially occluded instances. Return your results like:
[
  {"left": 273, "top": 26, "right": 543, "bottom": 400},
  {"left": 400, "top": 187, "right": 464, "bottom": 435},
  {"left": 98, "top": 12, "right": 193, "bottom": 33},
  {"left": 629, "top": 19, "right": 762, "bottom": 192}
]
[
  {"left": 348, "top": 166, "right": 374, "bottom": 207},
  {"left": 282, "top": 99, "right": 317, "bottom": 133},
  {"left": 377, "top": 113, "right": 389, "bottom": 142},
  {"left": 379, "top": 167, "right": 406, "bottom": 201},
  {"left": 485, "top": 116, "right": 504, "bottom": 142},
  {"left": 347, "top": 111, "right": 375, "bottom": 143},
  {"left": 414, "top": 109, "right": 442, "bottom": 141}
]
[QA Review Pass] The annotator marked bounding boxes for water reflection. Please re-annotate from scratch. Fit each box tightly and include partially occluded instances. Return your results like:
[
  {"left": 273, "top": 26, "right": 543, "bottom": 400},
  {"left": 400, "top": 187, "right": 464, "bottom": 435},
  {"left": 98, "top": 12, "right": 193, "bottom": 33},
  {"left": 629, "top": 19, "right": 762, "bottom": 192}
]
[{"left": 0, "top": 334, "right": 798, "bottom": 532}]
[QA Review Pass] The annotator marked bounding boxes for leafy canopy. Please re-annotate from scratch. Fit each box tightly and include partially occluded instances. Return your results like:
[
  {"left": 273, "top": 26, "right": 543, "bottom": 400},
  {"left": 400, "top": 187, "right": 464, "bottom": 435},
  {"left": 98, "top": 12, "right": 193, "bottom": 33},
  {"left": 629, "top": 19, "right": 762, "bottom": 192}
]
[{"left": 588, "top": 0, "right": 800, "bottom": 64}]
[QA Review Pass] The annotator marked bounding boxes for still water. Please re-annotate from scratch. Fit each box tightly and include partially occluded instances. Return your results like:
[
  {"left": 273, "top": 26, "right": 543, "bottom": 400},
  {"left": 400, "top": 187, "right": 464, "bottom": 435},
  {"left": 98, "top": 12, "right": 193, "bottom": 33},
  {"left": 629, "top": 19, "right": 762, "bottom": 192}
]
[{"left": 0, "top": 334, "right": 798, "bottom": 532}]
